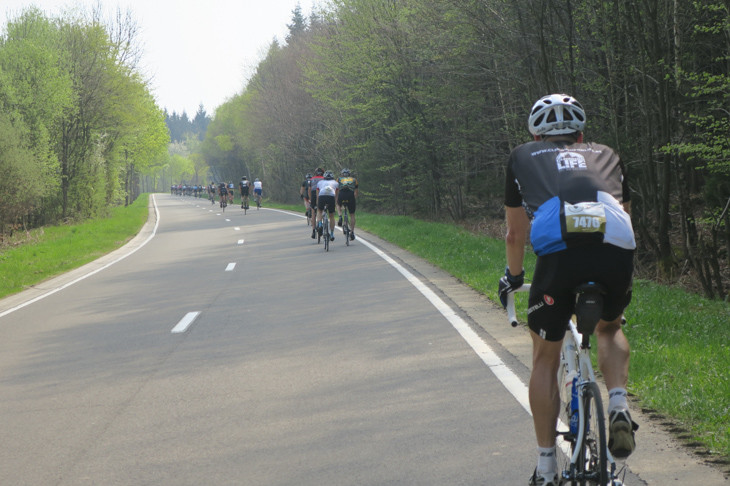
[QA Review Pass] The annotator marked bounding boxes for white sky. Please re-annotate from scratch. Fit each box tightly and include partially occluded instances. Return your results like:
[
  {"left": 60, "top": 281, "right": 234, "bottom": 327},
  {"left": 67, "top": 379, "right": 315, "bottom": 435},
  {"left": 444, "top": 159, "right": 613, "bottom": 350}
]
[{"left": 1, "top": 0, "right": 316, "bottom": 117}]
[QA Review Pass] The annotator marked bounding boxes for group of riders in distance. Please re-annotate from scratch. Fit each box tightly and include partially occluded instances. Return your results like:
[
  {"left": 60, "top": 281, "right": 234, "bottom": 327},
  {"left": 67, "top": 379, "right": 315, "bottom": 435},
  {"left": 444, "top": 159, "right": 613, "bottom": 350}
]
[
  {"left": 171, "top": 178, "right": 263, "bottom": 211},
  {"left": 170, "top": 168, "right": 359, "bottom": 243},
  {"left": 301, "top": 168, "right": 359, "bottom": 243}
]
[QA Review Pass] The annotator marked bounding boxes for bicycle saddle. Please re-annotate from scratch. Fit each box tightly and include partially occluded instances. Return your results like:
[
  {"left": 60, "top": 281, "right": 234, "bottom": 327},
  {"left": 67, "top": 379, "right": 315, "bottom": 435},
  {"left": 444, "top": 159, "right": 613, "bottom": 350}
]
[{"left": 574, "top": 282, "right": 607, "bottom": 336}]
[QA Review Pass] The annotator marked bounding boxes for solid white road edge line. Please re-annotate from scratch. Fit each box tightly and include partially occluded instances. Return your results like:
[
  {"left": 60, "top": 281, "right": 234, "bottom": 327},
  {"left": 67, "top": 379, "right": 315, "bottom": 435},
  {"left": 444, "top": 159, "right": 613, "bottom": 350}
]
[
  {"left": 0, "top": 195, "right": 161, "bottom": 319},
  {"left": 266, "top": 209, "right": 533, "bottom": 416},
  {"left": 171, "top": 311, "right": 200, "bottom": 334},
  {"left": 356, "top": 236, "right": 532, "bottom": 416}
]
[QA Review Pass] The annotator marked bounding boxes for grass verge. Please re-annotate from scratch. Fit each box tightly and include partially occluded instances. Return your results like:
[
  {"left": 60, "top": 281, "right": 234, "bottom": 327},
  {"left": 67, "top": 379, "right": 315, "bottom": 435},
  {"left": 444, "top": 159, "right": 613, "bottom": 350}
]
[
  {"left": 3, "top": 198, "right": 728, "bottom": 462},
  {"left": 273, "top": 202, "right": 729, "bottom": 461},
  {"left": 0, "top": 194, "right": 149, "bottom": 299}
]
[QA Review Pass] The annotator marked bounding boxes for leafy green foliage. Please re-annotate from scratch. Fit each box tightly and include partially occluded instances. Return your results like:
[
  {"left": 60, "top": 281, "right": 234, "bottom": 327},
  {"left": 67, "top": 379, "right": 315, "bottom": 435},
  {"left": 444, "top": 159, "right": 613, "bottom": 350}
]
[{"left": 0, "top": 6, "right": 169, "bottom": 236}]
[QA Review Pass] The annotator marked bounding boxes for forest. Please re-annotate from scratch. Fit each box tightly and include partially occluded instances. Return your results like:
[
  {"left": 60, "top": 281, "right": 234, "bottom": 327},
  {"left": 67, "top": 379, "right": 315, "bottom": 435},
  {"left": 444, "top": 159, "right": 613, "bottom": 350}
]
[
  {"left": 196, "top": 0, "right": 730, "bottom": 299},
  {"left": 2, "top": 1, "right": 728, "bottom": 300},
  {"left": 0, "top": 7, "right": 168, "bottom": 235}
]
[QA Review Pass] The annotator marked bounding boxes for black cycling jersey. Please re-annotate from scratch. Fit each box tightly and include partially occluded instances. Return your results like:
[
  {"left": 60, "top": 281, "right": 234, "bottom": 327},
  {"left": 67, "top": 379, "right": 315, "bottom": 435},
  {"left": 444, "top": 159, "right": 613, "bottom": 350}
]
[{"left": 505, "top": 140, "right": 635, "bottom": 256}]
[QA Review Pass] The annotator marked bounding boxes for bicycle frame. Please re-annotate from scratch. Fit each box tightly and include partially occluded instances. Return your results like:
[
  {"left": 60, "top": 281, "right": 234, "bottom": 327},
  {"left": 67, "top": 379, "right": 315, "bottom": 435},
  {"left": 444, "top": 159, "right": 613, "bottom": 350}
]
[
  {"left": 506, "top": 285, "right": 621, "bottom": 485},
  {"left": 342, "top": 205, "right": 350, "bottom": 246}
]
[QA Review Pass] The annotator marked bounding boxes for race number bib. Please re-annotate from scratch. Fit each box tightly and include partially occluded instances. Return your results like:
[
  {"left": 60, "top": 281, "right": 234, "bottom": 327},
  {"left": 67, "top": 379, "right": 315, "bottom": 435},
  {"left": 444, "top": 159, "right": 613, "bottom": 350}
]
[{"left": 564, "top": 202, "right": 606, "bottom": 234}]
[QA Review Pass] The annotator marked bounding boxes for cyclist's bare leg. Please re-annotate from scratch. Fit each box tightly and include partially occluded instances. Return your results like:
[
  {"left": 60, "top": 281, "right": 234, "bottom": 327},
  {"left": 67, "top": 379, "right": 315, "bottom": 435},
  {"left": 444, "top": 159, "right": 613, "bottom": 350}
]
[
  {"left": 328, "top": 210, "right": 336, "bottom": 234},
  {"left": 350, "top": 212, "right": 356, "bottom": 232},
  {"left": 595, "top": 317, "right": 630, "bottom": 391},
  {"left": 529, "top": 331, "right": 563, "bottom": 448}
]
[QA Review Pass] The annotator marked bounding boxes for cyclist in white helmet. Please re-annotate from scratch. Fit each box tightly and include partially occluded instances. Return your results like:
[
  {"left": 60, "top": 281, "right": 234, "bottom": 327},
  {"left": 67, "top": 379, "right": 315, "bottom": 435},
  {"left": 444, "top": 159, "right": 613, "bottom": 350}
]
[
  {"left": 315, "top": 170, "right": 339, "bottom": 241},
  {"left": 500, "top": 94, "right": 638, "bottom": 486}
]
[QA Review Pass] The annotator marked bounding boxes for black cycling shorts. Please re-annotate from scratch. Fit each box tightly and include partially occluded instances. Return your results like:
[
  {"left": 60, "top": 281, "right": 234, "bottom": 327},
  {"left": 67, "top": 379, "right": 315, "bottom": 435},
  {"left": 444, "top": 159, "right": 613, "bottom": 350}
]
[
  {"left": 337, "top": 190, "right": 356, "bottom": 214},
  {"left": 317, "top": 195, "right": 336, "bottom": 213},
  {"left": 527, "top": 244, "right": 634, "bottom": 341}
]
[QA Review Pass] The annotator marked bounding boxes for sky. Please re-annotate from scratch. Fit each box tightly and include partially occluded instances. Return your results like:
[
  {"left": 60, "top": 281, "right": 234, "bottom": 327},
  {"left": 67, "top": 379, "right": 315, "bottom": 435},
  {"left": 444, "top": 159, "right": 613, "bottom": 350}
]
[{"left": 0, "top": 0, "right": 316, "bottom": 117}]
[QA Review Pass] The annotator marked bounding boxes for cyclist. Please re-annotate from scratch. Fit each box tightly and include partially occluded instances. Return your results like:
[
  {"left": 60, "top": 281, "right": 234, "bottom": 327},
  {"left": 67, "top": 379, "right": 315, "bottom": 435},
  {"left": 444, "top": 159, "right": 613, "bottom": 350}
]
[
  {"left": 240, "top": 176, "right": 251, "bottom": 209},
  {"left": 316, "top": 170, "right": 338, "bottom": 242},
  {"left": 218, "top": 182, "right": 228, "bottom": 207},
  {"left": 253, "top": 178, "right": 263, "bottom": 207},
  {"left": 309, "top": 168, "right": 325, "bottom": 238},
  {"left": 227, "top": 181, "right": 235, "bottom": 205},
  {"left": 300, "top": 173, "right": 312, "bottom": 222},
  {"left": 498, "top": 94, "right": 638, "bottom": 486},
  {"left": 208, "top": 182, "right": 216, "bottom": 203},
  {"left": 337, "top": 168, "right": 359, "bottom": 240}
]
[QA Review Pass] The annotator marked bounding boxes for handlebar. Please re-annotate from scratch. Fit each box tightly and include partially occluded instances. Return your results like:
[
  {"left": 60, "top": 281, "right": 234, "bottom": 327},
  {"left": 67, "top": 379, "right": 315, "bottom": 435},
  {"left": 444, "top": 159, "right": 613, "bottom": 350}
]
[{"left": 506, "top": 284, "right": 531, "bottom": 327}]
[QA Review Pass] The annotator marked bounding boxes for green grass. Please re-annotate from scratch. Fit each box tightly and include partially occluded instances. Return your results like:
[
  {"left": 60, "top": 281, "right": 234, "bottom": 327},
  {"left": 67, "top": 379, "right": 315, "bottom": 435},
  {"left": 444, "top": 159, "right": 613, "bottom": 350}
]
[
  {"left": 0, "top": 194, "right": 149, "bottom": 299},
  {"left": 273, "top": 202, "right": 729, "bottom": 460},
  {"left": 3, "top": 198, "right": 729, "bottom": 460},
  {"left": 624, "top": 280, "right": 730, "bottom": 456}
]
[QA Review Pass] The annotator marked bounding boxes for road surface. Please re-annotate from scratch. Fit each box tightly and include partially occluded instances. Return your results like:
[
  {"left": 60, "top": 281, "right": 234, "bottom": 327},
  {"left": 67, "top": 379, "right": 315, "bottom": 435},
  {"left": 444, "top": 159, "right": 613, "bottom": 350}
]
[{"left": 0, "top": 194, "right": 725, "bottom": 485}]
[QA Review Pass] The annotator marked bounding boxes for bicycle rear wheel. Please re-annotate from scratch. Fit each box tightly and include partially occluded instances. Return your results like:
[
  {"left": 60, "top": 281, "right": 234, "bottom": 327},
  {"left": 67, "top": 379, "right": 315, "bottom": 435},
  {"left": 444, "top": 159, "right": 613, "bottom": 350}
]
[
  {"left": 324, "top": 220, "right": 330, "bottom": 252},
  {"left": 575, "top": 381, "right": 608, "bottom": 486}
]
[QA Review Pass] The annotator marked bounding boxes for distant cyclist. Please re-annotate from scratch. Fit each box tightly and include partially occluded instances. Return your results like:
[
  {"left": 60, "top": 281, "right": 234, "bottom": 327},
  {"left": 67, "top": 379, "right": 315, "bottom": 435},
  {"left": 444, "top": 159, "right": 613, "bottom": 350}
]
[
  {"left": 309, "top": 168, "right": 325, "bottom": 238},
  {"left": 240, "top": 176, "right": 251, "bottom": 209},
  {"left": 218, "top": 182, "right": 228, "bottom": 207},
  {"left": 499, "top": 94, "right": 638, "bottom": 486},
  {"left": 337, "top": 168, "right": 359, "bottom": 240},
  {"left": 208, "top": 182, "right": 216, "bottom": 204},
  {"left": 227, "top": 181, "right": 235, "bottom": 205},
  {"left": 253, "top": 178, "right": 263, "bottom": 207},
  {"left": 316, "top": 170, "right": 338, "bottom": 242},
  {"left": 300, "top": 173, "right": 312, "bottom": 222}
]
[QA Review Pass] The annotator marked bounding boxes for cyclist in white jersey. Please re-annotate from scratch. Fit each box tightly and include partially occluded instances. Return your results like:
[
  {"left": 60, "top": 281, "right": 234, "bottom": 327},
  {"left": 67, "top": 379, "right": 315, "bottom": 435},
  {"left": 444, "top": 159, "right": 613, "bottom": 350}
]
[
  {"left": 316, "top": 170, "right": 339, "bottom": 241},
  {"left": 253, "top": 178, "right": 263, "bottom": 206}
]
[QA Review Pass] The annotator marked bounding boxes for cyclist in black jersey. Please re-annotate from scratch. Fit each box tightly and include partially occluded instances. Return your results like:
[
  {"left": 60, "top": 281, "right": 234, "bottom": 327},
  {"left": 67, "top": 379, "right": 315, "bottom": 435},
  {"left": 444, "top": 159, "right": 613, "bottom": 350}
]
[
  {"left": 336, "top": 168, "right": 358, "bottom": 240},
  {"left": 218, "top": 182, "right": 228, "bottom": 207},
  {"left": 309, "top": 168, "right": 325, "bottom": 239},
  {"left": 240, "top": 176, "right": 251, "bottom": 209},
  {"left": 499, "top": 94, "right": 638, "bottom": 486}
]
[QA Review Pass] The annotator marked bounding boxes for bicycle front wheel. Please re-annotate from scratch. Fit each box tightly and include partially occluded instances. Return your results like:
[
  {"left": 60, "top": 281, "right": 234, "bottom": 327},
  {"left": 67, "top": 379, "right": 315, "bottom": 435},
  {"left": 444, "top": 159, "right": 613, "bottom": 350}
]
[{"left": 576, "top": 381, "right": 608, "bottom": 486}]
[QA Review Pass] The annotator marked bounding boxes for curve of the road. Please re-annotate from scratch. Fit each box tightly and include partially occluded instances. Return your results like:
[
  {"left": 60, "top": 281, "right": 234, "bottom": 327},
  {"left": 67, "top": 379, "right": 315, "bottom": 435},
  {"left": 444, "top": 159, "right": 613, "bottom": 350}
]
[{"left": 1, "top": 194, "right": 726, "bottom": 485}]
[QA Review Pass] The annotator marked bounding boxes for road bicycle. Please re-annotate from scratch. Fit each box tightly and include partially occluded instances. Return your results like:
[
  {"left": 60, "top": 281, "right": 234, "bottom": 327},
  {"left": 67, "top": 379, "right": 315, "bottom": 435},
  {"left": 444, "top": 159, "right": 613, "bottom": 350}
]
[
  {"left": 255, "top": 192, "right": 262, "bottom": 209},
  {"left": 323, "top": 207, "right": 332, "bottom": 252},
  {"left": 506, "top": 283, "right": 625, "bottom": 486},
  {"left": 316, "top": 205, "right": 334, "bottom": 251},
  {"left": 340, "top": 204, "right": 352, "bottom": 246},
  {"left": 219, "top": 196, "right": 227, "bottom": 212}
]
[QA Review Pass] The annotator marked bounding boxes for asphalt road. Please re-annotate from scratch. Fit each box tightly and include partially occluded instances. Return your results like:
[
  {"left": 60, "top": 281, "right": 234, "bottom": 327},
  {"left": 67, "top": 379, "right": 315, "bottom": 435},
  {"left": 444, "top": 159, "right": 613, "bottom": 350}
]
[{"left": 0, "top": 194, "right": 725, "bottom": 485}]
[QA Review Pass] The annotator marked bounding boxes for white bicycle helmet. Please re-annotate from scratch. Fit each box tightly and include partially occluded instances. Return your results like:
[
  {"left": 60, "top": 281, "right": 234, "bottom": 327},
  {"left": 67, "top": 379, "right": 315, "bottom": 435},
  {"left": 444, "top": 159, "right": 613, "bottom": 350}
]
[{"left": 528, "top": 94, "right": 586, "bottom": 136}]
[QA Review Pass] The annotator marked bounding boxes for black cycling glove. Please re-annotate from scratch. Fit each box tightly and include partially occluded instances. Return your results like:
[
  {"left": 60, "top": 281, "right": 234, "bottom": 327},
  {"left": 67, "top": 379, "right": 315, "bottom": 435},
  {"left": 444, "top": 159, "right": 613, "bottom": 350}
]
[{"left": 498, "top": 267, "right": 524, "bottom": 309}]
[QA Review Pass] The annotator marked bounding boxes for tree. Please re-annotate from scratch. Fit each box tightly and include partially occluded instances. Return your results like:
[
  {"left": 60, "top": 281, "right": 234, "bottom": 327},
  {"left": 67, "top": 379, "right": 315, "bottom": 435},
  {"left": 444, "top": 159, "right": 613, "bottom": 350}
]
[{"left": 0, "top": 8, "right": 73, "bottom": 225}]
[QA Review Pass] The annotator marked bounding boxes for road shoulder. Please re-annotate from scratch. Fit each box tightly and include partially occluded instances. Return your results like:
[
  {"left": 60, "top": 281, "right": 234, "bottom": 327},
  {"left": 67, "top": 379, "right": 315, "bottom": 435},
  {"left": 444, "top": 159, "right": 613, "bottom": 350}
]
[
  {"left": 359, "top": 230, "right": 729, "bottom": 485},
  {"left": 1, "top": 202, "right": 727, "bottom": 484}
]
